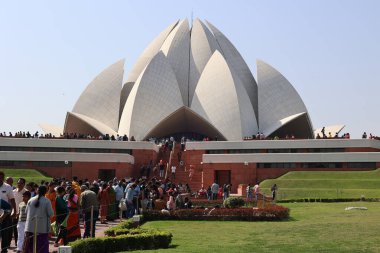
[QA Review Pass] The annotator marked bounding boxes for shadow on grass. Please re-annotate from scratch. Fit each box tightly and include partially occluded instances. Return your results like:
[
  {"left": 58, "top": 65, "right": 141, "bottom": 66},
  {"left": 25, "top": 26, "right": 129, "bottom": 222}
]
[
  {"left": 284, "top": 216, "right": 298, "bottom": 222},
  {"left": 168, "top": 244, "right": 179, "bottom": 249}
]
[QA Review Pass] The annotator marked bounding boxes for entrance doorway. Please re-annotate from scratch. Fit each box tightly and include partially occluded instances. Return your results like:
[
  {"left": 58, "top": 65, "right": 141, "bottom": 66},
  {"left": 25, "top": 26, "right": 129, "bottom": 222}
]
[
  {"left": 214, "top": 170, "right": 231, "bottom": 186},
  {"left": 98, "top": 169, "right": 116, "bottom": 181}
]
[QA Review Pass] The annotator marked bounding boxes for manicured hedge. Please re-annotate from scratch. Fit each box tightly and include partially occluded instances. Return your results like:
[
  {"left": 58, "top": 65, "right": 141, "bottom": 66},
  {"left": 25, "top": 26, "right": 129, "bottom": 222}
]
[
  {"left": 104, "top": 218, "right": 136, "bottom": 236},
  {"left": 143, "top": 205, "right": 289, "bottom": 221},
  {"left": 223, "top": 197, "right": 245, "bottom": 208},
  {"left": 69, "top": 231, "right": 172, "bottom": 253},
  {"left": 70, "top": 218, "right": 172, "bottom": 253}
]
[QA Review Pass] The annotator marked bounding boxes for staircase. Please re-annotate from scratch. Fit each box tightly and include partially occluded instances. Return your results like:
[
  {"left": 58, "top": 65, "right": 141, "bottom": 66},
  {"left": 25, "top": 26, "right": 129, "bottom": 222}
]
[{"left": 166, "top": 143, "right": 203, "bottom": 193}]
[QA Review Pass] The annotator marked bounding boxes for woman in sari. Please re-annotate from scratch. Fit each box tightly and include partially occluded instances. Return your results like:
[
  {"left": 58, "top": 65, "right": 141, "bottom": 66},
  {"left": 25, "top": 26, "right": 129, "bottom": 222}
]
[
  {"left": 107, "top": 184, "right": 117, "bottom": 221},
  {"left": 66, "top": 188, "right": 81, "bottom": 243},
  {"left": 45, "top": 181, "right": 56, "bottom": 222},
  {"left": 23, "top": 185, "right": 53, "bottom": 253},
  {"left": 98, "top": 182, "right": 110, "bottom": 224}
]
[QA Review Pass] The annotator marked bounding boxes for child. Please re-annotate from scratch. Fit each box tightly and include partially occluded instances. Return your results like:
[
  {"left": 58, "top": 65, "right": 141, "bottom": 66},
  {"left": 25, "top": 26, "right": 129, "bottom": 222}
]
[
  {"left": 0, "top": 198, "right": 12, "bottom": 227},
  {"left": 17, "top": 191, "right": 31, "bottom": 253}
]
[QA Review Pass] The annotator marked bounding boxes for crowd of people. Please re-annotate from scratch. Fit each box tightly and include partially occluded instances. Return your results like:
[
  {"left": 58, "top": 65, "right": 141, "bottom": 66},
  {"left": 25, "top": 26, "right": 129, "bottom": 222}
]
[
  {"left": 0, "top": 131, "right": 133, "bottom": 142},
  {"left": 0, "top": 170, "right": 223, "bottom": 253}
]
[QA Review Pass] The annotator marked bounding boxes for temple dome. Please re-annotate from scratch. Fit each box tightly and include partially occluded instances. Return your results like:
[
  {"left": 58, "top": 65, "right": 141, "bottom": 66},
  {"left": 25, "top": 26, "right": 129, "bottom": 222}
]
[{"left": 63, "top": 18, "right": 314, "bottom": 140}]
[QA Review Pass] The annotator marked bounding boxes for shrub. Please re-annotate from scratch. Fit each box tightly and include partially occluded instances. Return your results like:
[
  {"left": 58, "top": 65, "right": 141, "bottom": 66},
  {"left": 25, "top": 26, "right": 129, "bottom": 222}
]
[
  {"left": 70, "top": 230, "right": 172, "bottom": 253},
  {"left": 223, "top": 197, "right": 245, "bottom": 208},
  {"left": 104, "top": 218, "right": 138, "bottom": 236}
]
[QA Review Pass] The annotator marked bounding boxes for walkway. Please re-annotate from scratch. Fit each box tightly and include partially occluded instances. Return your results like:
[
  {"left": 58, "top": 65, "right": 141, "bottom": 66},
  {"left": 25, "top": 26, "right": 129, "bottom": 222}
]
[{"left": 8, "top": 219, "right": 122, "bottom": 253}]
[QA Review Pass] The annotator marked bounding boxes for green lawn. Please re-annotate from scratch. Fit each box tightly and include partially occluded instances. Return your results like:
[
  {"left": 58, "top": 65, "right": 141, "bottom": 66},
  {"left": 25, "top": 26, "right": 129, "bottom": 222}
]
[
  {"left": 260, "top": 169, "right": 380, "bottom": 200},
  {"left": 132, "top": 202, "right": 380, "bottom": 253},
  {"left": 0, "top": 168, "right": 52, "bottom": 184}
]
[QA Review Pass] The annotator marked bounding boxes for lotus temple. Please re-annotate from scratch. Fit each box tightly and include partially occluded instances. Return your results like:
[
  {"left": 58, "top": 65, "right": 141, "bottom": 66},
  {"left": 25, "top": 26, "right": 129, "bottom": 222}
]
[{"left": 1, "top": 18, "right": 380, "bottom": 192}]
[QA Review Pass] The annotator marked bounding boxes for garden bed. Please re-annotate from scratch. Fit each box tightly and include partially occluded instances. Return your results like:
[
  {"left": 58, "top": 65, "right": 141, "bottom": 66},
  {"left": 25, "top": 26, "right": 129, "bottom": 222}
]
[{"left": 143, "top": 205, "right": 289, "bottom": 221}]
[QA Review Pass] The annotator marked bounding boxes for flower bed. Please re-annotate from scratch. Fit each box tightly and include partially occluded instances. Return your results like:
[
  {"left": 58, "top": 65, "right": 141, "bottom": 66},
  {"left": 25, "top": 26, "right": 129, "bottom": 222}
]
[{"left": 143, "top": 205, "right": 289, "bottom": 221}]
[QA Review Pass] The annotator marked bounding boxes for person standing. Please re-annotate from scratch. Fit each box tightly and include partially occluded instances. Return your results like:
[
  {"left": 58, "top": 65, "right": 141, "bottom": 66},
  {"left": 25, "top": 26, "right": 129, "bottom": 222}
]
[
  {"left": 54, "top": 186, "right": 69, "bottom": 247},
  {"left": 0, "top": 171, "right": 17, "bottom": 253},
  {"left": 16, "top": 191, "right": 31, "bottom": 253},
  {"left": 98, "top": 183, "right": 110, "bottom": 224},
  {"left": 211, "top": 181, "right": 219, "bottom": 200},
  {"left": 253, "top": 182, "right": 260, "bottom": 206},
  {"left": 23, "top": 185, "right": 54, "bottom": 253},
  {"left": 66, "top": 189, "right": 81, "bottom": 243},
  {"left": 271, "top": 184, "right": 278, "bottom": 202},
  {"left": 113, "top": 181, "right": 124, "bottom": 219},
  {"left": 171, "top": 165, "right": 176, "bottom": 180},
  {"left": 80, "top": 186, "right": 99, "bottom": 238},
  {"left": 45, "top": 182, "right": 57, "bottom": 223},
  {"left": 12, "top": 178, "right": 26, "bottom": 248},
  {"left": 159, "top": 160, "right": 165, "bottom": 178},
  {"left": 125, "top": 184, "right": 136, "bottom": 218},
  {"left": 188, "top": 165, "right": 195, "bottom": 181},
  {"left": 246, "top": 184, "right": 253, "bottom": 201}
]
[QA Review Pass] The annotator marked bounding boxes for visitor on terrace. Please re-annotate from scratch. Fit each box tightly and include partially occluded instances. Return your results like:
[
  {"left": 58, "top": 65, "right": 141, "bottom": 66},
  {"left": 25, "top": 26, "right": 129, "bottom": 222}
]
[
  {"left": 159, "top": 160, "right": 165, "bottom": 178},
  {"left": 211, "top": 181, "right": 219, "bottom": 200},
  {"left": 253, "top": 182, "right": 261, "bottom": 206},
  {"left": 166, "top": 194, "right": 175, "bottom": 211},
  {"left": 223, "top": 184, "right": 231, "bottom": 200},
  {"left": 170, "top": 165, "right": 176, "bottom": 180},
  {"left": 246, "top": 184, "right": 253, "bottom": 201},
  {"left": 271, "top": 184, "right": 278, "bottom": 202},
  {"left": 198, "top": 186, "right": 207, "bottom": 198},
  {"left": 183, "top": 197, "right": 192, "bottom": 209},
  {"left": 175, "top": 194, "right": 184, "bottom": 209},
  {"left": 206, "top": 186, "right": 212, "bottom": 200},
  {"left": 188, "top": 165, "right": 195, "bottom": 181}
]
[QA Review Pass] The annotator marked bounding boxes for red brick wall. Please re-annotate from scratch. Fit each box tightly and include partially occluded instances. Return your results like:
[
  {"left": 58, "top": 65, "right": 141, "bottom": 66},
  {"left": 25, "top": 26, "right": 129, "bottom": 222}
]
[
  {"left": 131, "top": 149, "right": 158, "bottom": 178},
  {"left": 201, "top": 163, "right": 257, "bottom": 193}
]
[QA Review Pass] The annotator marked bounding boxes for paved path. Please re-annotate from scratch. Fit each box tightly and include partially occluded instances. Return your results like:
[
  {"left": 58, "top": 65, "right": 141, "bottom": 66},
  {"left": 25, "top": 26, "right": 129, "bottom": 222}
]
[{"left": 8, "top": 219, "right": 123, "bottom": 253}]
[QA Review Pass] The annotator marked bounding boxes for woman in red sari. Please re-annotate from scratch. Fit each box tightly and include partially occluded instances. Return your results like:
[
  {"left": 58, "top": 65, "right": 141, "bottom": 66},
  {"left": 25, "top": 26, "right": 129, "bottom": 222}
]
[
  {"left": 98, "top": 182, "right": 110, "bottom": 224},
  {"left": 66, "top": 188, "right": 81, "bottom": 243}
]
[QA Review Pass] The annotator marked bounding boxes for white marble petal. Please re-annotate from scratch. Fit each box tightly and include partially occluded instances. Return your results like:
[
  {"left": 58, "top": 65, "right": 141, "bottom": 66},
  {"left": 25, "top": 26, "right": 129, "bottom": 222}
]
[
  {"left": 257, "top": 60, "right": 313, "bottom": 137},
  {"left": 65, "top": 112, "right": 117, "bottom": 136},
  {"left": 72, "top": 59, "right": 124, "bottom": 132},
  {"left": 189, "top": 18, "right": 221, "bottom": 105},
  {"left": 118, "top": 52, "right": 184, "bottom": 140},
  {"left": 125, "top": 20, "right": 179, "bottom": 84},
  {"left": 206, "top": 20, "right": 258, "bottom": 120},
  {"left": 191, "top": 51, "right": 258, "bottom": 140},
  {"left": 160, "top": 19, "right": 191, "bottom": 105}
]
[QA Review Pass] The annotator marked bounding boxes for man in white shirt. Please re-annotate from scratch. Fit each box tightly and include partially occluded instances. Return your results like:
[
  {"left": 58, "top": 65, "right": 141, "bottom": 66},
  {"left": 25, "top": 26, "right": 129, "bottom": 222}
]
[
  {"left": 171, "top": 165, "right": 176, "bottom": 180},
  {"left": 0, "top": 171, "right": 17, "bottom": 253},
  {"left": 112, "top": 181, "right": 124, "bottom": 218},
  {"left": 12, "top": 178, "right": 26, "bottom": 247}
]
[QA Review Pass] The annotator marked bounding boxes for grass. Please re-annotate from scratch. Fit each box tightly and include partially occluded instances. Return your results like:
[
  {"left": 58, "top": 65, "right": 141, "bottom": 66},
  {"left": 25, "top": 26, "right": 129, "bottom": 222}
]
[
  {"left": 0, "top": 168, "right": 52, "bottom": 184},
  {"left": 260, "top": 169, "right": 380, "bottom": 200},
  {"left": 130, "top": 202, "right": 380, "bottom": 253}
]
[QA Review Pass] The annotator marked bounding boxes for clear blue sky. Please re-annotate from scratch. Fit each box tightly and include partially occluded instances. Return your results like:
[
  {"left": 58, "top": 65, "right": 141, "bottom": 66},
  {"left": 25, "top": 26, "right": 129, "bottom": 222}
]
[{"left": 1, "top": 0, "right": 379, "bottom": 138}]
